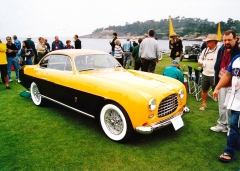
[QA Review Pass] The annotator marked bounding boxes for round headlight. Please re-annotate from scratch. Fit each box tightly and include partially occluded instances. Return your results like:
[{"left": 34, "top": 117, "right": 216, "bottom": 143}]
[
  {"left": 178, "top": 89, "right": 184, "bottom": 99},
  {"left": 148, "top": 98, "right": 156, "bottom": 111}
]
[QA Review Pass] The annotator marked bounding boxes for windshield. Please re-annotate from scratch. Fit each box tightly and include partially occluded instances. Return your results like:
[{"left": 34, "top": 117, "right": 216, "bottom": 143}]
[{"left": 74, "top": 54, "right": 121, "bottom": 71}]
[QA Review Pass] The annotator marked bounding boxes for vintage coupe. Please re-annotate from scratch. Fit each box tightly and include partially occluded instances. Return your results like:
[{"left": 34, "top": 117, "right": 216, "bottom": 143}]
[{"left": 20, "top": 49, "right": 189, "bottom": 142}]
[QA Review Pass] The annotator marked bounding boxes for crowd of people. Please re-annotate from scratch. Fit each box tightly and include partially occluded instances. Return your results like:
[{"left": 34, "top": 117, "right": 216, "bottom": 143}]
[
  {"left": 0, "top": 34, "right": 82, "bottom": 88},
  {"left": 109, "top": 29, "right": 161, "bottom": 73}
]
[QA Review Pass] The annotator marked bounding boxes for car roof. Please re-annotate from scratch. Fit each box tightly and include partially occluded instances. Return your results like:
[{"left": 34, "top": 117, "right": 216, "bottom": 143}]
[{"left": 48, "top": 49, "right": 108, "bottom": 57}]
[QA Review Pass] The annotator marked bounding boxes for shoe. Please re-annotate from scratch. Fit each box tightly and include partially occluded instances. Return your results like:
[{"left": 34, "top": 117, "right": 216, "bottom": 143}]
[
  {"left": 219, "top": 153, "right": 234, "bottom": 163},
  {"left": 210, "top": 125, "right": 228, "bottom": 132},
  {"left": 6, "top": 86, "right": 11, "bottom": 89},
  {"left": 199, "top": 104, "right": 207, "bottom": 111},
  {"left": 9, "top": 79, "right": 12, "bottom": 82},
  {"left": 17, "top": 79, "right": 21, "bottom": 83},
  {"left": 227, "top": 129, "right": 230, "bottom": 136}
]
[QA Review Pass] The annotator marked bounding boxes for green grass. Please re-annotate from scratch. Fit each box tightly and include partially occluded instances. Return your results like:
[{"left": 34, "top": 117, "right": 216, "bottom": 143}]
[{"left": 0, "top": 55, "right": 239, "bottom": 171}]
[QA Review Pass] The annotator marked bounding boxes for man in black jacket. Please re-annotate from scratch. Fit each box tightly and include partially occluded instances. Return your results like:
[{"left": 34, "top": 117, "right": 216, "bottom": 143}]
[
  {"left": 211, "top": 30, "right": 240, "bottom": 135},
  {"left": 74, "top": 35, "right": 81, "bottom": 49}
]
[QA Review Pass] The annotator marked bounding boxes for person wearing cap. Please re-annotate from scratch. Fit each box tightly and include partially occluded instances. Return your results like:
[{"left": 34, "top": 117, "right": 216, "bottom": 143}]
[
  {"left": 122, "top": 36, "right": 133, "bottom": 69},
  {"left": 211, "top": 30, "right": 240, "bottom": 135},
  {"left": 132, "top": 38, "right": 138, "bottom": 47},
  {"left": 162, "top": 60, "right": 184, "bottom": 83},
  {"left": 26, "top": 35, "right": 38, "bottom": 64},
  {"left": 139, "top": 29, "right": 160, "bottom": 73},
  {"left": 169, "top": 33, "right": 183, "bottom": 62},
  {"left": 198, "top": 34, "right": 219, "bottom": 111}
]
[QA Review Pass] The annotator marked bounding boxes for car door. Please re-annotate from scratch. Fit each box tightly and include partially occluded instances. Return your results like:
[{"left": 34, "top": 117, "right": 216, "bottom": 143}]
[{"left": 40, "top": 54, "right": 73, "bottom": 104}]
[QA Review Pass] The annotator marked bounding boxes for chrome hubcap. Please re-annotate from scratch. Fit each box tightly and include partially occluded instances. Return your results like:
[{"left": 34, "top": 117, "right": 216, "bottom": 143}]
[
  {"left": 105, "top": 109, "right": 123, "bottom": 135},
  {"left": 33, "top": 85, "right": 41, "bottom": 102}
]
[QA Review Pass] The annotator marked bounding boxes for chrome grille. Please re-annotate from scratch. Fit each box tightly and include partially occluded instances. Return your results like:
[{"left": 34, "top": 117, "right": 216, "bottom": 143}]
[{"left": 158, "top": 94, "right": 178, "bottom": 117}]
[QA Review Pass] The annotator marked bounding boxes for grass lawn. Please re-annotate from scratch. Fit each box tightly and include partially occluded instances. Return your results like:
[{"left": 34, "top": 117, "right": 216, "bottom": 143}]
[{"left": 0, "top": 55, "right": 239, "bottom": 171}]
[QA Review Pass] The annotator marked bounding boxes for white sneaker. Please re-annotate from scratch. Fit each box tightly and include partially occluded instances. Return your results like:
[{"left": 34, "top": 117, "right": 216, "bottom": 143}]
[
  {"left": 17, "top": 79, "right": 21, "bottom": 83},
  {"left": 210, "top": 125, "right": 228, "bottom": 132},
  {"left": 227, "top": 129, "right": 230, "bottom": 136},
  {"left": 9, "top": 79, "right": 12, "bottom": 82}
]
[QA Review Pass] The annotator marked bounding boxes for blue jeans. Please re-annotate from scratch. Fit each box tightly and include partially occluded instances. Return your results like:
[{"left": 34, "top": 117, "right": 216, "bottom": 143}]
[
  {"left": 7, "top": 57, "right": 19, "bottom": 80},
  {"left": 111, "top": 51, "right": 115, "bottom": 56},
  {"left": 224, "top": 110, "right": 240, "bottom": 158},
  {"left": 22, "top": 57, "right": 33, "bottom": 66},
  {"left": 123, "top": 52, "right": 131, "bottom": 69}
]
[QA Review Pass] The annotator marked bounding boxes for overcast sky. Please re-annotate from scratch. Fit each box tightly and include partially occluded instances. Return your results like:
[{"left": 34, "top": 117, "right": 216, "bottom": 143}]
[{"left": 0, "top": 0, "right": 239, "bottom": 38}]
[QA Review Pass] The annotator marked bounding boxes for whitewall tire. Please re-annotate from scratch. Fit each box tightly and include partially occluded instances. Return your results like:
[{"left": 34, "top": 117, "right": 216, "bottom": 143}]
[
  {"left": 30, "top": 82, "right": 44, "bottom": 106},
  {"left": 100, "top": 104, "right": 133, "bottom": 142}
]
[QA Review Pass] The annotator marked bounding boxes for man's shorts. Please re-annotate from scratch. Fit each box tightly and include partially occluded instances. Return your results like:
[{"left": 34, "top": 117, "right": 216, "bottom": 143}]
[
  {"left": 0, "top": 64, "right": 8, "bottom": 76},
  {"left": 201, "top": 74, "right": 215, "bottom": 91}
]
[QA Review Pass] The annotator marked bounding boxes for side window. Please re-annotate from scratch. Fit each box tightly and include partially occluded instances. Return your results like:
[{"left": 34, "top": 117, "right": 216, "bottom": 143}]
[
  {"left": 39, "top": 55, "right": 51, "bottom": 68},
  {"left": 64, "top": 57, "right": 72, "bottom": 71},
  {"left": 48, "top": 55, "right": 72, "bottom": 71}
]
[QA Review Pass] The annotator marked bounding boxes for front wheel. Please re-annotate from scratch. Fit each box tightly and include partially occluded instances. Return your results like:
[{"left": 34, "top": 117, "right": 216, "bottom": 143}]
[
  {"left": 30, "top": 82, "right": 45, "bottom": 106},
  {"left": 100, "top": 103, "right": 133, "bottom": 142}
]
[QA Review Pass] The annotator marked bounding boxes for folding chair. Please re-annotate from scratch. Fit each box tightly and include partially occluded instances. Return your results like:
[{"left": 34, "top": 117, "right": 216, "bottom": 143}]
[
  {"left": 194, "top": 68, "right": 202, "bottom": 101},
  {"left": 187, "top": 66, "right": 195, "bottom": 95}
]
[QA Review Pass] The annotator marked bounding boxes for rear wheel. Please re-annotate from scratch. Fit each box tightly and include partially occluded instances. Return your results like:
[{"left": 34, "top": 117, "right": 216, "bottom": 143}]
[
  {"left": 100, "top": 103, "right": 133, "bottom": 142},
  {"left": 30, "top": 82, "right": 45, "bottom": 106}
]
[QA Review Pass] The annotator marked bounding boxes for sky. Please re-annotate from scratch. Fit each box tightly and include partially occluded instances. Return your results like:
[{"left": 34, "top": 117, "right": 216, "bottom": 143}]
[{"left": 0, "top": 0, "right": 239, "bottom": 38}]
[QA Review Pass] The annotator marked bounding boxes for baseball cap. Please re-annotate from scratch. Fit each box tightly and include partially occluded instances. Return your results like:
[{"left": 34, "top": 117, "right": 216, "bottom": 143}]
[{"left": 172, "top": 60, "right": 179, "bottom": 64}]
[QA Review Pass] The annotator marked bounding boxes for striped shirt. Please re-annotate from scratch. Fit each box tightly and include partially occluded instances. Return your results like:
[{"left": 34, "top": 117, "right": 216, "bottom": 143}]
[{"left": 114, "top": 45, "right": 123, "bottom": 58}]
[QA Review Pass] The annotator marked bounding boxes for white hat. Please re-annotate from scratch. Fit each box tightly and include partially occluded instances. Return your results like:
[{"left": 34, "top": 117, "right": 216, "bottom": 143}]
[
  {"left": 27, "top": 35, "right": 31, "bottom": 39},
  {"left": 205, "top": 34, "right": 218, "bottom": 42}
]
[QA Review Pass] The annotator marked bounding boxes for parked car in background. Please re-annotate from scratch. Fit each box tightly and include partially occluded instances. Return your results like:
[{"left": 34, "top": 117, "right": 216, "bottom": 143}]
[
  {"left": 20, "top": 49, "right": 189, "bottom": 142},
  {"left": 181, "top": 44, "right": 201, "bottom": 62}
]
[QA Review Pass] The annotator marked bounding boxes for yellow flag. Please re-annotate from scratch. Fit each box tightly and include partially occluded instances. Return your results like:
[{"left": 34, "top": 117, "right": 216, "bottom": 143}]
[
  {"left": 169, "top": 16, "right": 175, "bottom": 40},
  {"left": 217, "top": 22, "right": 222, "bottom": 41}
]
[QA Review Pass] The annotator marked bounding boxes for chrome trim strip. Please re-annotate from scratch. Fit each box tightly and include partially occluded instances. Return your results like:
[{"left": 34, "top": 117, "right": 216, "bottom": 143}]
[{"left": 41, "top": 95, "right": 95, "bottom": 119}]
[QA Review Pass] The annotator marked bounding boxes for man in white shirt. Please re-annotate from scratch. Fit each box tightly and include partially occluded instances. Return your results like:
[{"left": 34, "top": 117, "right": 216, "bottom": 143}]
[
  {"left": 198, "top": 34, "right": 219, "bottom": 111},
  {"left": 139, "top": 29, "right": 160, "bottom": 73}
]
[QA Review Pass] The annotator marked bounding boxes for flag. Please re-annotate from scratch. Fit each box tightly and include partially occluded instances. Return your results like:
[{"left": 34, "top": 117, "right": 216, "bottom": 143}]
[
  {"left": 217, "top": 22, "right": 222, "bottom": 41},
  {"left": 169, "top": 16, "right": 175, "bottom": 40}
]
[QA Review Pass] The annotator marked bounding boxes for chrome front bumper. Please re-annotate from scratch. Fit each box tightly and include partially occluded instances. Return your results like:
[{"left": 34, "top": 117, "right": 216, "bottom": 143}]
[{"left": 135, "top": 106, "right": 190, "bottom": 134}]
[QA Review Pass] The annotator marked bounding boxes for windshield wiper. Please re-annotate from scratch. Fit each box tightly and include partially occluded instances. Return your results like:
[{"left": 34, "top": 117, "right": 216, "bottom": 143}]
[{"left": 79, "top": 68, "right": 95, "bottom": 72}]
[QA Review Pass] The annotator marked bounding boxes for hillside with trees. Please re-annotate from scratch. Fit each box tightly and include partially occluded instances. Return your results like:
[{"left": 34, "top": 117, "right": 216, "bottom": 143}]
[{"left": 87, "top": 17, "right": 240, "bottom": 39}]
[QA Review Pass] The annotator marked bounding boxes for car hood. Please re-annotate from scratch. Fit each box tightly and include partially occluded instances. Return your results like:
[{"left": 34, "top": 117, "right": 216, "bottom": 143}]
[{"left": 84, "top": 69, "right": 177, "bottom": 90}]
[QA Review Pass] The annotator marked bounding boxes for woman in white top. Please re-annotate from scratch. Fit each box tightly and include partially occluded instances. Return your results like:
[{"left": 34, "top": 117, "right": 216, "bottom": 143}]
[
  {"left": 114, "top": 39, "right": 123, "bottom": 66},
  {"left": 36, "top": 37, "right": 47, "bottom": 63}
]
